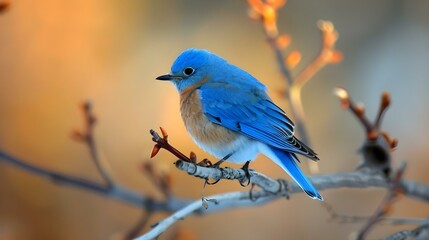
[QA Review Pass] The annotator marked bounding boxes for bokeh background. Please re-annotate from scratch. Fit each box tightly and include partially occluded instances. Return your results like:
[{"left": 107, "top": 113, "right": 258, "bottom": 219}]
[{"left": 1, "top": 0, "right": 429, "bottom": 239}]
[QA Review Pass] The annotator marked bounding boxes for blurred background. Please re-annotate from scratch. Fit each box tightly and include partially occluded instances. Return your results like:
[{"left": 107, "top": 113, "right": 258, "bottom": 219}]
[{"left": 1, "top": 0, "right": 429, "bottom": 239}]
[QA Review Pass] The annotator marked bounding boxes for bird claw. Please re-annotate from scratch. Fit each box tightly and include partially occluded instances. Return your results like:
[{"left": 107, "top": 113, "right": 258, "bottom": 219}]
[
  {"left": 212, "top": 159, "right": 225, "bottom": 168},
  {"left": 197, "top": 158, "right": 212, "bottom": 167},
  {"left": 205, "top": 177, "right": 222, "bottom": 185},
  {"left": 212, "top": 152, "right": 233, "bottom": 168},
  {"left": 205, "top": 167, "right": 224, "bottom": 185},
  {"left": 248, "top": 183, "right": 258, "bottom": 201},
  {"left": 239, "top": 161, "right": 251, "bottom": 187}
]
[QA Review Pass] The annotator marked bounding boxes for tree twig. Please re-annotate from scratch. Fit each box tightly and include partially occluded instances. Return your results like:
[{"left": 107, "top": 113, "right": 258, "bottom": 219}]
[
  {"left": 246, "top": 0, "right": 342, "bottom": 174},
  {"left": 71, "top": 101, "right": 115, "bottom": 186},
  {"left": 0, "top": 149, "right": 191, "bottom": 210},
  {"left": 356, "top": 162, "right": 407, "bottom": 240}
]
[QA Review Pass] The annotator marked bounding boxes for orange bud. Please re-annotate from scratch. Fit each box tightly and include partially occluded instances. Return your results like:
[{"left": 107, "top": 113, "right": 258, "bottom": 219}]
[
  {"left": 276, "top": 34, "right": 291, "bottom": 49},
  {"left": 262, "top": 6, "right": 278, "bottom": 37},
  {"left": 329, "top": 51, "right": 343, "bottom": 63},
  {"left": 150, "top": 144, "right": 161, "bottom": 158},
  {"left": 70, "top": 130, "right": 84, "bottom": 141},
  {"left": 267, "top": 0, "right": 286, "bottom": 9},
  {"left": 160, "top": 127, "right": 168, "bottom": 139},
  {"left": 247, "top": 0, "right": 264, "bottom": 13},
  {"left": 318, "top": 20, "right": 334, "bottom": 33},
  {"left": 333, "top": 87, "right": 350, "bottom": 109},
  {"left": 286, "top": 51, "right": 301, "bottom": 69},
  {"left": 381, "top": 92, "right": 391, "bottom": 108},
  {"left": 190, "top": 151, "right": 197, "bottom": 163},
  {"left": 334, "top": 87, "right": 348, "bottom": 100},
  {"left": 355, "top": 103, "right": 365, "bottom": 117},
  {"left": 247, "top": 8, "right": 261, "bottom": 20},
  {"left": 0, "top": 1, "right": 10, "bottom": 13}
]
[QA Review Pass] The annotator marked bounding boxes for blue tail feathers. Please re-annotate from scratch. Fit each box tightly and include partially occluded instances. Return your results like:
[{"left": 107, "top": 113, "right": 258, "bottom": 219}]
[{"left": 270, "top": 147, "right": 323, "bottom": 200}]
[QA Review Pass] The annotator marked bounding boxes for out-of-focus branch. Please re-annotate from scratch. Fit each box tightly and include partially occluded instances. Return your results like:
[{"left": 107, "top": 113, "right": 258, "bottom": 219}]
[
  {"left": 334, "top": 88, "right": 398, "bottom": 177},
  {"left": 0, "top": 1, "right": 9, "bottom": 13},
  {"left": 356, "top": 162, "right": 406, "bottom": 240},
  {"left": 246, "top": 0, "right": 342, "bottom": 174},
  {"left": 385, "top": 223, "right": 429, "bottom": 240},
  {"left": 71, "top": 101, "right": 115, "bottom": 186},
  {"left": 125, "top": 212, "right": 153, "bottom": 240},
  {"left": 0, "top": 149, "right": 190, "bottom": 210},
  {"left": 322, "top": 201, "right": 427, "bottom": 226},
  {"left": 289, "top": 21, "right": 341, "bottom": 157},
  {"left": 0, "top": 103, "right": 194, "bottom": 226}
]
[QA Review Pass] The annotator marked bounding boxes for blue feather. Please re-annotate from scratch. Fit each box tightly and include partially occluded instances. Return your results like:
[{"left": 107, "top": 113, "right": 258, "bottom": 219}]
[
  {"left": 200, "top": 82, "right": 317, "bottom": 159},
  {"left": 269, "top": 147, "right": 322, "bottom": 200}
]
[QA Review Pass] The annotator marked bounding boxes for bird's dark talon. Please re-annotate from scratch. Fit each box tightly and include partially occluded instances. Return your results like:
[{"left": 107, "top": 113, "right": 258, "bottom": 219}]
[
  {"left": 212, "top": 159, "right": 225, "bottom": 168},
  {"left": 240, "top": 161, "right": 251, "bottom": 187},
  {"left": 249, "top": 183, "right": 258, "bottom": 201},
  {"left": 213, "top": 153, "right": 233, "bottom": 168},
  {"left": 198, "top": 159, "right": 212, "bottom": 167},
  {"left": 205, "top": 177, "right": 221, "bottom": 185},
  {"left": 205, "top": 167, "right": 224, "bottom": 185}
]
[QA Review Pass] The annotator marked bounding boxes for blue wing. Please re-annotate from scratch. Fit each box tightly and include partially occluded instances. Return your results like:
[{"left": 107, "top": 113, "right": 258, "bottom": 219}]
[{"left": 199, "top": 80, "right": 318, "bottom": 160}]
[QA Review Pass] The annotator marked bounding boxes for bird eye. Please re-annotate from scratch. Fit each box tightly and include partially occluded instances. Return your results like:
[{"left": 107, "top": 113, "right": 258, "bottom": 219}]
[{"left": 183, "top": 67, "right": 195, "bottom": 76}]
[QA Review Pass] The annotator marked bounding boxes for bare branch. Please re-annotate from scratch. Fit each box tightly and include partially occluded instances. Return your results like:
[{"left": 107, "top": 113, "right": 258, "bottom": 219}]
[
  {"left": 0, "top": 149, "right": 191, "bottom": 210},
  {"left": 71, "top": 101, "right": 115, "bottom": 186},
  {"left": 385, "top": 223, "right": 429, "bottom": 240},
  {"left": 246, "top": 1, "right": 342, "bottom": 174},
  {"left": 356, "top": 162, "right": 406, "bottom": 240},
  {"left": 175, "top": 159, "right": 285, "bottom": 194}
]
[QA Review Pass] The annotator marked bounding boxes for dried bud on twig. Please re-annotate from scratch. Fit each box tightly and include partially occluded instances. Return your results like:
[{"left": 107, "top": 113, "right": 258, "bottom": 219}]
[{"left": 335, "top": 88, "right": 397, "bottom": 177}]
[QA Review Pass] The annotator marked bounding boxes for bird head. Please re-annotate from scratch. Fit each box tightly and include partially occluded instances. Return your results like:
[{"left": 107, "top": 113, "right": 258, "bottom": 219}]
[{"left": 156, "top": 48, "right": 226, "bottom": 93}]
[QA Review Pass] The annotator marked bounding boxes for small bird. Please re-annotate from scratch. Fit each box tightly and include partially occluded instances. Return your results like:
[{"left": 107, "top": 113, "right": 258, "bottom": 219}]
[{"left": 156, "top": 48, "right": 322, "bottom": 200}]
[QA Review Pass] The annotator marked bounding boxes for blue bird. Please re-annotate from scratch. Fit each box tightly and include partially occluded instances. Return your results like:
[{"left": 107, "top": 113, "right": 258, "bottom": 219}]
[{"left": 156, "top": 48, "right": 322, "bottom": 200}]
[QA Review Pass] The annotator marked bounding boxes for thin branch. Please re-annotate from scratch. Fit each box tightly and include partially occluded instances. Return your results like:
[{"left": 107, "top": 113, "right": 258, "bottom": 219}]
[
  {"left": 175, "top": 159, "right": 286, "bottom": 194},
  {"left": 356, "top": 162, "right": 406, "bottom": 240},
  {"left": 374, "top": 92, "right": 391, "bottom": 131},
  {"left": 385, "top": 223, "right": 429, "bottom": 240},
  {"left": 71, "top": 101, "right": 115, "bottom": 186},
  {"left": 293, "top": 21, "right": 341, "bottom": 88},
  {"left": 142, "top": 160, "right": 172, "bottom": 198},
  {"left": 150, "top": 128, "right": 192, "bottom": 162},
  {"left": 246, "top": 1, "right": 342, "bottom": 174},
  {"left": 125, "top": 212, "right": 153, "bottom": 240},
  {"left": 321, "top": 201, "right": 428, "bottom": 226},
  {"left": 334, "top": 88, "right": 398, "bottom": 177},
  {"left": 0, "top": 149, "right": 191, "bottom": 210},
  {"left": 334, "top": 87, "right": 376, "bottom": 137}
]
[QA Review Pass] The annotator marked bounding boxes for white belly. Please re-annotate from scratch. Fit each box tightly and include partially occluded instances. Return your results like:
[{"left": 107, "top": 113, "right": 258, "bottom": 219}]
[{"left": 193, "top": 134, "right": 261, "bottom": 164}]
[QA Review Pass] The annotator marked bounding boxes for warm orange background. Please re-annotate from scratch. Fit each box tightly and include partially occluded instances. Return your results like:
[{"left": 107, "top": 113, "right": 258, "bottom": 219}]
[{"left": 1, "top": 1, "right": 429, "bottom": 239}]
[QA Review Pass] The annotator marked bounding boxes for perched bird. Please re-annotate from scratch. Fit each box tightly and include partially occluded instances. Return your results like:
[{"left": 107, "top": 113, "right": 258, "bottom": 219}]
[{"left": 156, "top": 48, "right": 322, "bottom": 200}]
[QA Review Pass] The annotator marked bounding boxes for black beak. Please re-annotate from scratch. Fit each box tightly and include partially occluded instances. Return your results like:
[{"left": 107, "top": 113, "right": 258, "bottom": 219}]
[{"left": 156, "top": 74, "right": 174, "bottom": 81}]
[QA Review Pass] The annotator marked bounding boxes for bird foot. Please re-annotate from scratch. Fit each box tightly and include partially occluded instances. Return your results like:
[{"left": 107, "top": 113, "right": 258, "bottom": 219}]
[
  {"left": 212, "top": 152, "right": 233, "bottom": 168},
  {"left": 248, "top": 183, "right": 258, "bottom": 201},
  {"left": 239, "top": 161, "right": 251, "bottom": 187}
]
